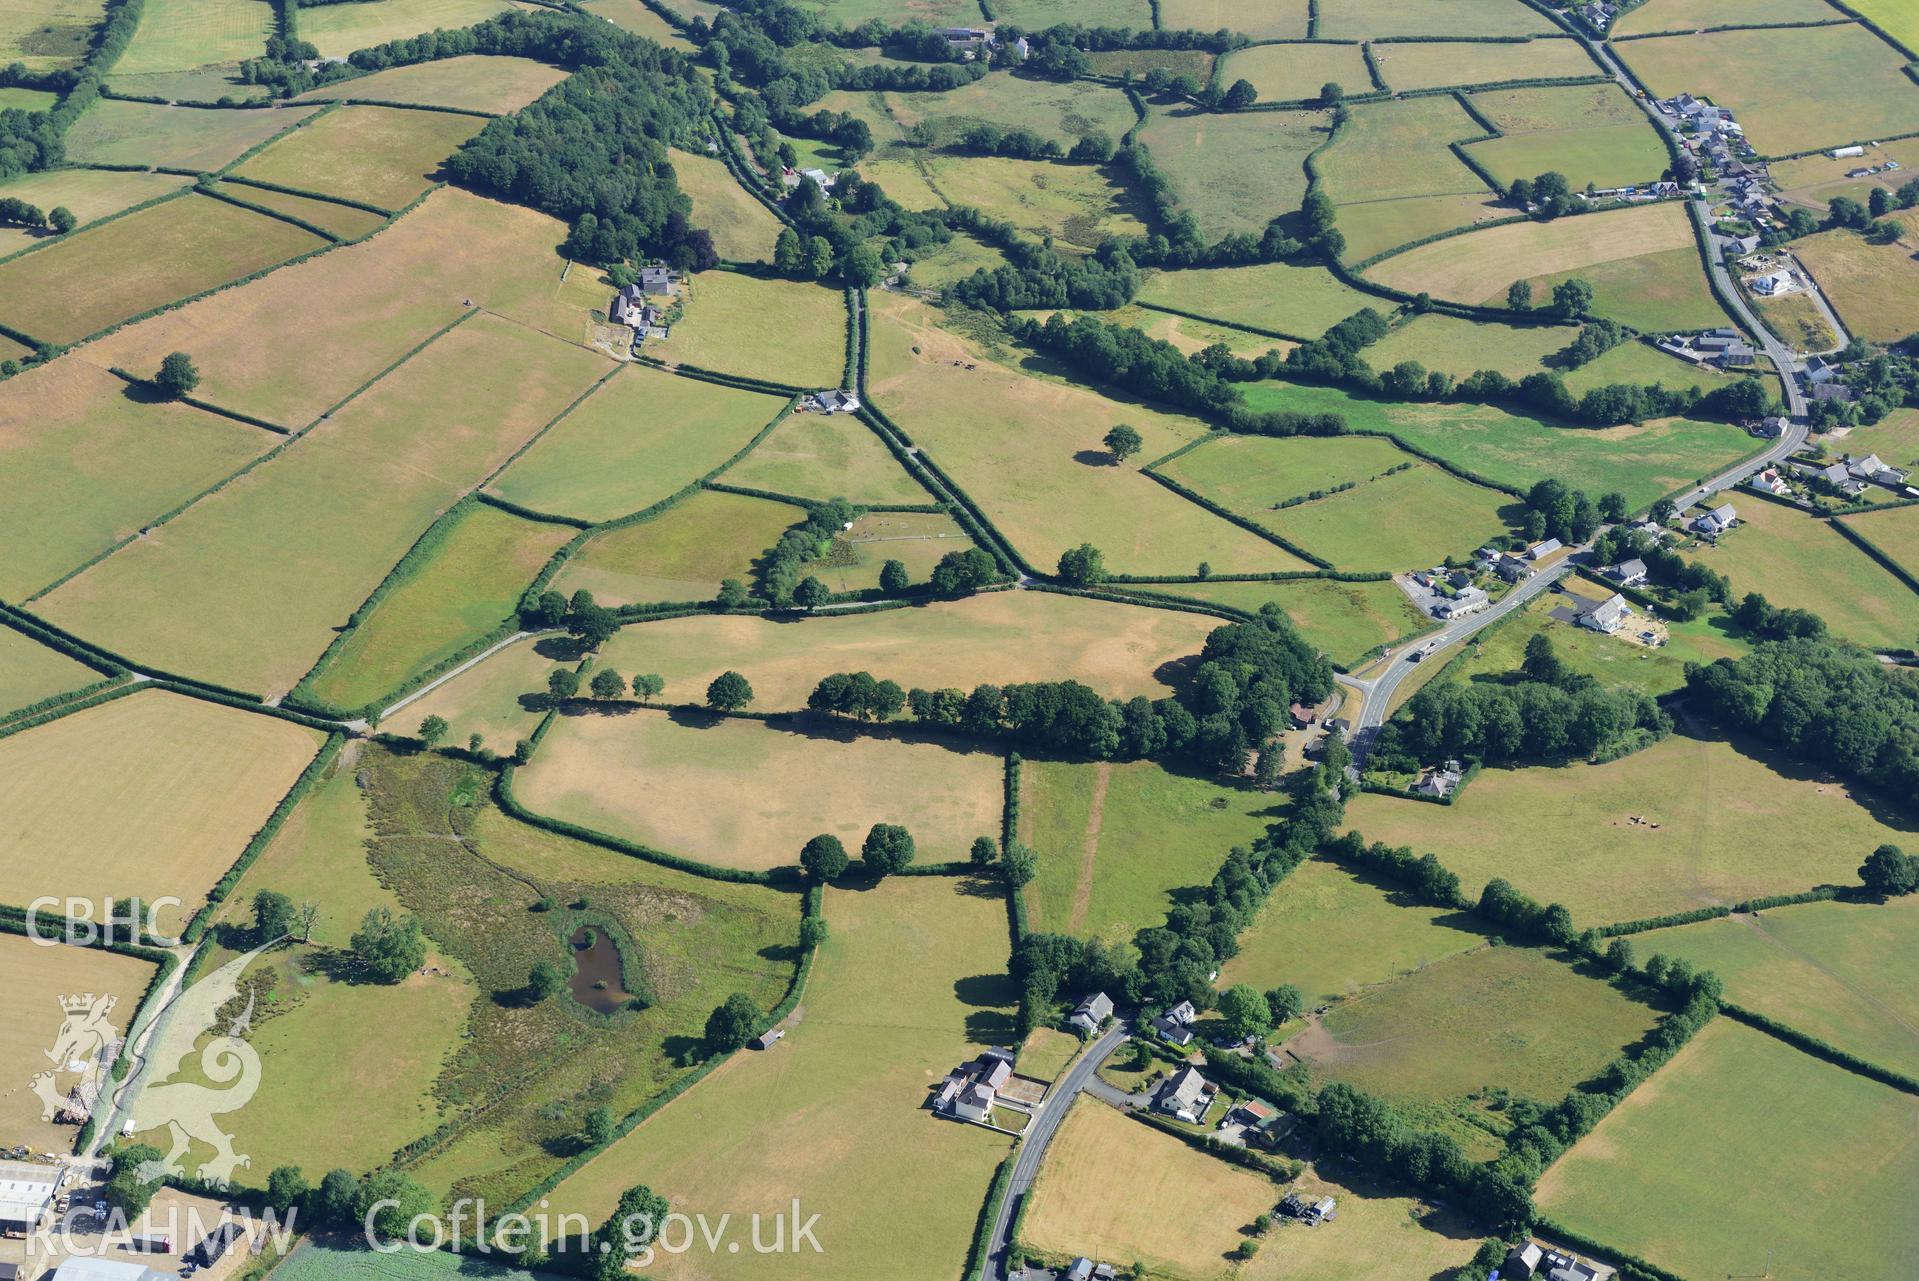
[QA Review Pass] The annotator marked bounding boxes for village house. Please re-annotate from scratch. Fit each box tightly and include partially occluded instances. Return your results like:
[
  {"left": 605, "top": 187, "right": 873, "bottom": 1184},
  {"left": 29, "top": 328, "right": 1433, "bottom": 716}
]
[
  {"left": 1277, "top": 1193, "right": 1338, "bottom": 1225},
  {"left": 1063, "top": 1260, "right": 1115, "bottom": 1281},
  {"left": 1579, "top": 592, "right": 1633, "bottom": 635},
  {"left": 1152, "top": 999, "right": 1198, "bottom": 1047},
  {"left": 1748, "top": 467, "right": 1792, "bottom": 497},
  {"left": 1067, "top": 991, "right": 1113, "bottom": 1035},
  {"left": 1692, "top": 503, "right": 1738, "bottom": 537},
  {"left": 1752, "top": 415, "right": 1789, "bottom": 438},
  {"left": 1434, "top": 585, "right": 1489, "bottom": 619},
  {"left": 1811, "top": 381, "right": 1856, "bottom": 404},
  {"left": 1846, "top": 454, "right": 1911, "bottom": 488},
  {"left": 1152, "top": 1065, "right": 1216, "bottom": 1123},
  {"left": 1803, "top": 355, "right": 1838, "bottom": 384},
  {"left": 934, "top": 1047, "right": 1014, "bottom": 1122},
  {"left": 1608, "top": 557, "right": 1647, "bottom": 587},
  {"left": 1748, "top": 269, "right": 1795, "bottom": 297},
  {"left": 609, "top": 288, "right": 670, "bottom": 338},
  {"left": 808, "top": 388, "right": 861, "bottom": 414},
  {"left": 1413, "top": 759, "right": 1465, "bottom": 798},
  {"left": 1799, "top": 460, "right": 1868, "bottom": 497},
  {"left": 1288, "top": 701, "right": 1319, "bottom": 729},
  {"left": 1494, "top": 553, "right": 1535, "bottom": 583}
]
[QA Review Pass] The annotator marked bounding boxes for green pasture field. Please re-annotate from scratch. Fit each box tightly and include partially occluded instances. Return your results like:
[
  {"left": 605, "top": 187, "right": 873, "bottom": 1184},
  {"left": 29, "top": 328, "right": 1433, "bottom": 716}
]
[
  {"left": 1832, "top": 407, "right": 1919, "bottom": 468},
  {"left": 1525, "top": 244, "right": 1730, "bottom": 331},
  {"left": 0, "top": 935, "right": 152, "bottom": 1150},
  {"left": 0, "top": 360, "right": 272, "bottom": 600},
  {"left": 0, "top": 689, "right": 324, "bottom": 934},
  {"left": 1560, "top": 339, "right": 1736, "bottom": 396},
  {"left": 62, "top": 99, "right": 322, "bottom": 170},
  {"left": 1218, "top": 41, "right": 1370, "bottom": 104},
  {"left": 1300, "top": 945, "right": 1658, "bottom": 1154},
  {"left": 552, "top": 489, "right": 799, "bottom": 607},
  {"left": 1436, "top": 583, "right": 1748, "bottom": 696},
  {"left": 1461, "top": 83, "right": 1668, "bottom": 192},
  {"left": 1138, "top": 576, "right": 1429, "bottom": 667},
  {"left": 1751, "top": 287, "right": 1837, "bottom": 352},
  {"left": 1634, "top": 896, "right": 1919, "bottom": 1079},
  {"left": 1536, "top": 1019, "right": 1919, "bottom": 1281},
  {"left": 212, "top": 180, "right": 387, "bottom": 239},
  {"left": 304, "top": 504, "right": 573, "bottom": 712},
  {"left": 720, "top": 406, "right": 929, "bottom": 504},
  {"left": 298, "top": 0, "right": 518, "bottom": 60},
  {"left": 1237, "top": 381, "right": 1756, "bottom": 510},
  {"left": 0, "top": 85, "right": 56, "bottom": 110},
  {"left": 1616, "top": 24, "right": 1919, "bottom": 157},
  {"left": 1792, "top": 215, "right": 1919, "bottom": 345},
  {"left": 1026, "top": 1099, "right": 1481, "bottom": 1281},
  {"left": 577, "top": 0, "right": 697, "bottom": 49},
  {"left": 1682, "top": 496, "right": 1919, "bottom": 651},
  {"left": 39, "top": 313, "right": 611, "bottom": 697},
  {"left": 0, "top": 192, "right": 325, "bottom": 345},
  {"left": 1158, "top": 0, "right": 1309, "bottom": 38},
  {"left": 1165, "top": 432, "right": 1510, "bottom": 571},
  {"left": 1370, "top": 37, "right": 1596, "bottom": 92},
  {"left": 232, "top": 105, "right": 483, "bottom": 210},
  {"left": 902, "top": 230, "right": 1008, "bottom": 288},
  {"left": 645, "top": 271, "right": 848, "bottom": 387},
  {"left": 548, "top": 874, "right": 1015, "bottom": 1281},
  {"left": 1316, "top": 0, "right": 1557, "bottom": 37},
  {"left": 672, "top": 147, "right": 783, "bottom": 263},
  {"left": 1365, "top": 312, "right": 1571, "bottom": 379},
  {"left": 1136, "top": 261, "right": 1381, "bottom": 338},
  {"left": 0, "top": 0, "right": 106, "bottom": 70},
  {"left": 1135, "top": 106, "right": 1324, "bottom": 239},
  {"left": 105, "top": 65, "right": 271, "bottom": 102},
  {"left": 1018, "top": 1029, "right": 1082, "bottom": 1082},
  {"left": 1343, "top": 732, "right": 1916, "bottom": 928},
  {"left": 920, "top": 154, "right": 1148, "bottom": 253},
  {"left": 1613, "top": 0, "right": 1840, "bottom": 34},
  {"left": 988, "top": 0, "right": 1150, "bottom": 26},
  {"left": 1334, "top": 190, "right": 1509, "bottom": 263},
  {"left": 401, "top": 590, "right": 1217, "bottom": 748},
  {"left": 0, "top": 625, "right": 102, "bottom": 720},
  {"left": 115, "top": 0, "right": 268, "bottom": 74},
  {"left": 0, "top": 168, "right": 187, "bottom": 257},
  {"left": 1083, "top": 47, "right": 1214, "bottom": 80},
  {"left": 296, "top": 53, "right": 568, "bottom": 113},
  {"left": 1846, "top": 0, "right": 1919, "bottom": 53},
  {"left": 1019, "top": 758, "right": 1283, "bottom": 946},
  {"left": 518, "top": 708, "right": 1006, "bottom": 872},
  {"left": 867, "top": 292, "right": 1307, "bottom": 576},
  {"left": 808, "top": 510, "right": 975, "bottom": 592},
  {"left": 1219, "top": 857, "right": 1484, "bottom": 1005},
  {"left": 884, "top": 73, "right": 1138, "bottom": 152},
  {"left": 490, "top": 364, "right": 790, "bottom": 523},
  {"left": 83, "top": 189, "right": 584, "bottom": 428},
  {"left": 785, "top": 0, "right": 992, "bottom": 22},
  {"left": 1091, "top": 305, "right": 1295, "bottom": 360},
  {"left": 1322, "top": 95, "right": 1493, "bottom": 207},
  {"left": 1844, "top": 502, "right": 1919, "bottom": 581}
]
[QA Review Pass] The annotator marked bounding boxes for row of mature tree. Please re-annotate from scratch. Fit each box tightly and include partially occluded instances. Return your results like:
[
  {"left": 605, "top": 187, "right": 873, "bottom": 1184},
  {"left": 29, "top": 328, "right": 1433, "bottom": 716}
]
[
  {"left": 795, "top": 823, "right": 916, "bottom": 879},
  {"left": 0, "top": 195, "right": 73, "bottom": 232}
]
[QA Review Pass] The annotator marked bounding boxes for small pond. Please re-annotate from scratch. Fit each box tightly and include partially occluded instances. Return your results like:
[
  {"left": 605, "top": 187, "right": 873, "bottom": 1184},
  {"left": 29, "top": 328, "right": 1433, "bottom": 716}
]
[{"left": 567, "top": 925, "right": 635, "bottom": 1014}]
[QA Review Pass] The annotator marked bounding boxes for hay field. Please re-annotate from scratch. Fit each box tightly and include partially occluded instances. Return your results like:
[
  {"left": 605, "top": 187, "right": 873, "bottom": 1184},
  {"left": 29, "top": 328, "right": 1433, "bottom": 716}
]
[
  {"left": 1365, "top": 312, "right": 1570, "bottom": 379},
  {"left": 1847, "top": 0, "right": 1919, "bottom": 53},
  {"left": 884, "top": 73, "right": 1137, "bottom": 151},
  {"left": 1792, "top": 215, "right": 1919, "bottom": 345},
  {"left": 548, "top": 875, "right": 1016, "bottom": 1281},
  {"left": 404, "top": 590, "right": 1216, "bottom": 746},
  {"left": 214, "top": 180, "right": 387, "bottom": 239},
  {"left": 0, "top": 168, "right": 187, "bottom": 256},
  {"left": 1218, "top": 42, "right": 1370, "bottom": 104},
  {"left": 0, "top": 690, "right": 324, "bottom": 933},
  {"left": 1343, "top": 733, "right": 1915, "bottom": 928},
  {"left": 490, "top": 364, "right": 790, "bottom": 522},
  {"left": 1084, "top": 47, "right": 1215, "bottom": 81},
  {"left": 921, "top": 154, "right": 1148, "bottom": 253},
  {"left": 519, "top": 710, "right": 1004, "bottom": 871},
  {"left": 553, "top": 489, "right": 799, "bottom": 607},
  {"left": 1334, "top": 191, "right": 1509, "bottom": 263},
  {"left": 1681, "top": 497, "right": 1919, "bottom": 651},
  {"left": 0, "top": 193, "right": 325, "bottom": 345},
  {"left": 720, "top": 406, "right": 929, "bottom": 504},
  {"left": 1461, "top": 83, "right": 1668, "bottom": 191},
  {"left": 81, "top": 189, "right": 582, "bottom": 428},
  {"left": 0, "top": 359, "right": 273, "bottom": 600},
  {"left": 1219, "top": 858, "right": 1483, "bottom": 1004},
  {"left": 1026, "top": 1101, "right": 1481, "bottom": 1281},
  {"left": 671, "top": 147, "right": 782, "bottom": 263},
  {"left": 298, "top": 0, "right": 518, "bottom": 60},
  {"left": 232, "top": 105, "right": 483, "bottom": 209},
  {"left": 1321, "top": 96, "right": 1495, "bottom": 206},
  {"left": 1615, "top": 24, "right": 1919, "bottom": 156},
  {"left": 115, "top": 0, "right": 268, "bottom": 73},
  {"left": 296, "top": 54, "right": 567, "bottom": 112},
  {"left": 645, "top": 272, "right": 847, "bottom": 387},
  {"left": 1370, "top": 37, "right": 1596, "bottom": 92},
  {"left": 1020, "top": 759, "right": 1283, "bottom": 946},
  {"left": 809, "top": 510, "right": 975, "bottom": 592},
  {"left": 1317, "top": 0, "right": 1556, "bottom": 36},
  {"left": 0, "top": 0, "right": 106, "bottom": 70},
  {"left": 1635, "top": 896, "right": 1919, "bottom": 1079},
  {"left": 1143, "top": 577, "right": 1428, "bottom": 667},
  {"left": 0, "top": 85, "right": 55, "bottom": 109},
  {"left": 1239, "top": 381, "right": 1755, "bottom": 510},
  {"left": 1523, "top": 244, "right": 1729, "bottom": 331},
  {"left": 105, "top": 65, "right": 269, "bottom": 102},
  {"left": 305, "top": 504, "right": 573, "bottom": 712},
  {"left": 1158, "top": 0, "right": 1308, "bottom": 37},
  {"left": 1136, "top": 107, "right": 1324, "bottom": 239},
  {"left": 1137, "top": 261, "right": 1380, "bottom": 339},
  {"left": 1613, "top": 0, "right": 1838, "bottom": 33},
  {"left": 866, "top": 293, "right": 1304, "bottom": 575},
  {"left": 40, "top": 313, "right": 611, "bottom": 696},
  {"left": 0, "top": 626, "right": 102, "bottom": 719},
  {"left": 783, "top": 0, "right": 1000, "bottom": 21},
  {"left": 0, "top": 935, "right": 154, "bottom": 1149},
  {"left": 62, "top": 100, "right": 321, "bottom": 169},
  {"left": 1842, "top": 502, "right": 1919, "bottom": 580},
  {"left": 1536, "top": 1019, "right": 1919, "bottom": 1281}
]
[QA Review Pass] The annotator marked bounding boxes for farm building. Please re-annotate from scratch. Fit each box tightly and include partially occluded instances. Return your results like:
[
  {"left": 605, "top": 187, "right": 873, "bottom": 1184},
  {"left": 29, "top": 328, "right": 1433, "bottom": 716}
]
[
  {"left": 1067, "top": 991, "right": 1113, "bottom": 1035},
  {"left": 49, "top": 1262, "right": 176, "bottom": 1281},
  {"left": 751, "top": 1027, "right": 785, "bottom": 1050},
  {"left": 0, "top": 1162, "right": 66, "bottom": 1237},
  {"left": 1527, "top": 538, "right": 1563, "bottom": 561}
]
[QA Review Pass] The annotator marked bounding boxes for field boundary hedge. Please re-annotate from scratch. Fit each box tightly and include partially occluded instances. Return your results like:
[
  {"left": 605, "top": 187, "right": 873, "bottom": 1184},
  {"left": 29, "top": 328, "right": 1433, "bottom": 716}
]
[
  {"left": 1134, "top": 300, "right": 1312, "bottom": 344},
  {"left": 1595, "top": 886, "right": 1844, "bottom": 936},
  {"left": 1137, "top": 466, "right": 1333, "bottom": 567},
  {"left": 1829, "top": 516, "right": 1919, "bottom": 599},
  {"left": 0, "top": 679, "right": 143, "bottom": 745},
  {"left": 1720, "top": 1001, "right": 1919, "bottom": 1096},
  {"left": 474, "top": 491, "right": 594, "bottom": 528},
  {"left": 220, "top": 173, "right": 395, "bottom": 216}
]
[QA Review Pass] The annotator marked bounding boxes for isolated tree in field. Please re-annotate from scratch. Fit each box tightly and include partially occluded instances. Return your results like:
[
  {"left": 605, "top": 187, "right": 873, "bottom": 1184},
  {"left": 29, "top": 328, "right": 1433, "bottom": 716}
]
[
  {"left": 1551, "top": 277, "right": 1594, "bottom": 320},
  {"left": 569, "top": 604, "right": 618, "bottom": 651},
  {"left": 1224, "top": 78, "right": 1257, "bottom": 110},
  {"left": 1003, "top": 842, "right": 1037, "bottom": 888},
  {"left": 264, "top": 1166, "right": 308, "bottom": 1213},
  {"left": 548, "top": 668, "right": 581, "bottom": 701},
  {"left": 48, "top": 205, "right": 74, "bottom": 235},
  {"left": 351, "top": 907, "right": 425, "bottom": 984},
  {"left": 773, "top": 226, "right": 803, "bottom": 275},
  {"left": 718, "top": 577, "right": 749, "bottom": 608},
  {"left": 630, "top": 672, "right": 665, "bottom": 703},
  {"left": 879, "top": 559, "right": 910, "bottom": 594},
  {"left": 1505, "top": 280, "right": 1533, "bottom": 311},
  {"left": 589, "top": 1184, "right": 670, "bottom": 1281},
  {"left": 1218, "top": 983, "right": 1272, "bottom": 1041},
  {"left": 705, "top": 991, "right": 762, "bottom": 1051},
  {"left": 1265, "top": 983, "right": 1304, "bottom": 1024},
  {"left": 1522, "top": 633, "right": 1563, "bottom": 684},
  {"left": 794, "top": 575, "right": 831, "bottom": 611},
  {"left": 418, "top": 714, "right": 448, "bottom": 747},
  {"left": 154, "top": 351, "right": 199, "bottom": 399},
  {"left": 1319, "top": 81, "right": 1344, "bottom": 107},
  {"left": 800, "top": 833, "right": 850, "bottom": 881},
  {"left": 468, "top": 733, "right": 484, "bottom": 755},
  {"left": 1057, "top": 542, "right": 1107, "bottom": 586},
  {"left": 295, "top": 900, "right": 319, "bottom": 943},
  {"left": 861, "top": 822, "right": 916, "bottom": 876},
  {"left": 253, "top": 890, "right": 296, "bottom": 941},
  {"left": 1869, "top": 186, "right": 1892, "bottom": 218},
  {"left": 527, "top": 961, "right": 566, "bottom": 1002},
  {"left": 971, "top": 835, "right": 999, "bottom": 866},
  {"left": 707, "top": 670, "right": 753, "bottom": 711},
  {"left": 1861, "top": 843, "right": 1918, "bottom": 896},
  {"left": 581, "top": 1105, "right": 616, "bottom": 1148},
  {"left": 1103, "top": 423, "right": 1143, "bottom": 463},
  {"left": 590, "top": 668, "right": 626, "bottom": 700}
]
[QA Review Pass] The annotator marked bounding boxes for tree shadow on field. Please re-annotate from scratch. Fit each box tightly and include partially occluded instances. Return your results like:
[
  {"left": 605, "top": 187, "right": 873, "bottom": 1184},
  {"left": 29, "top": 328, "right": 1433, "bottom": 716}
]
[
  {"left": 1153, "top": 652, "right": 1202, "bottom": 690},
  {"left": 117, "top": 378, "right": 171, "bottom": 406},
  {"left": 1073, "top": 448, "right": 1121, "bottom": 468},
  {"left": 954, "top": 874, "right": 1007, "bottom": 900},
  {"left": 533, "top": 635, "right": 589, "bottom": 660},
  {"left": 662, "top": 1033, "right": 708, "bottom": 1068}
]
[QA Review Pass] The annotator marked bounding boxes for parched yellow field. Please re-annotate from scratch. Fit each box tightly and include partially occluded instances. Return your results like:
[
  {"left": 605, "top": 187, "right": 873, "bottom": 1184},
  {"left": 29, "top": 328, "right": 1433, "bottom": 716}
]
[
  {"left": 297, "top": 0, "right": 518, "bottom": 60},
  {"left": 1792, "top": 213, "right": 1919, "bottom": 345},
  {"left": 1217, "top": 42, "right": 1370, "bottom": 105},
  {"left": 718, "top": 405, "right": 929, "bottom": 504},
  {"left": 1366, "top": 200, "right": 1696, "bottom": 305},
  {"left": 922, "top": 154, "right": 1149, "bottom": 254},
  {"left": 1370, "top": 37, "right": 1597, "bottom": 92},
  {"left": 644, "top": 271, "right": 848, "bottom": 387},
  {"left": 40, "top": 313, "right": 612, "bottom": 696},
  {"left": 0, "top": 690, "right": 324, "bottom": 934},
  {"left": 670, "top": 147, "right": 783, "bottom": 263},
  {"left": 1025, "top": 1100, "right": 1481, "bottom": 1281},
  {"left": 1613, "top": 0, "right": 1839, "bottom": 34},
  {"left": 0, "top": 934, "right": 155, "bottom": 1149},
  {"left": 518, "top": 709, "right": 1004, "bottom": 871},
  {"left": 866, "top": 292, "right": 1307, "bottom": 576},
  {"left": 1842, "top": 502, "right": 1919, "bottom": 580},
  {"left": 1316, "top": 0, "right": 1557, "bottom": 37},
  {"left": 1158, "top": 0, "right": 1308, "bottom": 37},
  {"left": 296, "top": 54, "right": 567, "bottom": 113},
  {"left": 0, "top": 626, "right": 103, "bottom": 719},
  {"left": 0, "top": 168, "right": 188, "bottom": 256},
  {"left": 547, "top": 875, "right": 1017, "bottom": 1281},
  {"left": 232, "top": 105, "right": 484, "bottom": 210},
  {"left": 62, "top": 100, "right": 321, "bottom": 170},
  {"left": 114, "top": 0, "right": 269, "bottom": 74}
]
